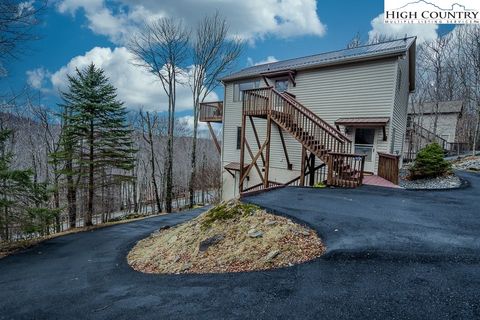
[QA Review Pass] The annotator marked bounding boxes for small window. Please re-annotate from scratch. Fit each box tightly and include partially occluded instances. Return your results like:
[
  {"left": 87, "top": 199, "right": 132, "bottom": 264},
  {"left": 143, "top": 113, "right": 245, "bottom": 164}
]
[
  {"left": 233, "top": 80, "right": 260, "bottom": 102},
  {"left": 275, "top": 79, "right": 289, "bottom": 92},
  {"left": 406, "top": 115, "right": 412, "bottom": 128},
  {"left": 236, "top": 127, "right": 242, "bottom": 150}
]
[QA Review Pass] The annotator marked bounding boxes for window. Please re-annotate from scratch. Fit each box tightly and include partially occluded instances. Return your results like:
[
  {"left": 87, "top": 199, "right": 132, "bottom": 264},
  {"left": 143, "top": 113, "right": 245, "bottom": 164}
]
[
  {"left": 236, "top": 127, "right": 242, "bottom": 150},
  {"left": 406, "top": 115, "right": 412, "bottom": 128},
  {"left": 274, "top": 79, "right": 289, "bottom": 92},
  {"left": 233, "top": 80, "right": 260, "bottom": 102}
]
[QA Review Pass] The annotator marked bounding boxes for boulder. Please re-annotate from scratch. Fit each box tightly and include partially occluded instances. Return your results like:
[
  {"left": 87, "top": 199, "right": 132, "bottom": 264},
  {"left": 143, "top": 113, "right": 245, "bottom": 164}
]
[
  {"left": 199, "top": 234, "right": 225, "bottom": 252},
  {"left": 247, "top": 228, "right": 263, "bottom": 238}
]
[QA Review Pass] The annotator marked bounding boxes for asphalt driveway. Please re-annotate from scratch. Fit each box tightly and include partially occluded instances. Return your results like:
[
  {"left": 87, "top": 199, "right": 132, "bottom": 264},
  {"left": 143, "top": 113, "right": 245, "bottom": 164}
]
[{"left": 1, "top": 171, "right": 479, "bottom": 319}]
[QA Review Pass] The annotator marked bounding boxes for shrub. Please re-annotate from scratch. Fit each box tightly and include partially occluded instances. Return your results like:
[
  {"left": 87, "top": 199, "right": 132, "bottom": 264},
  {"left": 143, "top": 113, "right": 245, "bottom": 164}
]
[{"left": 409, "top": 143, "right": 451, "bottom": 179}]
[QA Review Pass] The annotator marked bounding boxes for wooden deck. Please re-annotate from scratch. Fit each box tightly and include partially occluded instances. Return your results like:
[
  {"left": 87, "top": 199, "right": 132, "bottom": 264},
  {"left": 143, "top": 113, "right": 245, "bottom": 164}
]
[{"left": 363, "top": 175, "right": 400, "bottom": 188}]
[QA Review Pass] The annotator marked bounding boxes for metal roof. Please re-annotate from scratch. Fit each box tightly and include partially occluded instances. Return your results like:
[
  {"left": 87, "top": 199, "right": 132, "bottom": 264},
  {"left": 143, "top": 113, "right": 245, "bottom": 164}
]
[
  {"left": 335, "top": 117, "right": 390, "bottom": 126},
  {"left": 222, "top": 37, "right": 416, "bottom": 82},
  {"left": 408, "top": 100, "right": 463, "bottom": 115}
]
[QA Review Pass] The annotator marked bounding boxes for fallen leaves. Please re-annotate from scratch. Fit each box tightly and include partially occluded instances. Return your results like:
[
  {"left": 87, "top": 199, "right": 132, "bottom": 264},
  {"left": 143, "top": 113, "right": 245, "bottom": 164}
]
[{"left": 127, "top": 200, "right": 325, "bottom": 274}]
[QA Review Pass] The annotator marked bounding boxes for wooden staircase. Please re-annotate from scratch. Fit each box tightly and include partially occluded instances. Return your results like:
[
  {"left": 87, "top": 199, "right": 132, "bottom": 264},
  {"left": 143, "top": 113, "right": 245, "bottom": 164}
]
[
  {"left": 241, "top": 87, "right": 365, "bottom": 189},
  {"left": 404, "top": 122, "right": 469, "bottom": 162}
]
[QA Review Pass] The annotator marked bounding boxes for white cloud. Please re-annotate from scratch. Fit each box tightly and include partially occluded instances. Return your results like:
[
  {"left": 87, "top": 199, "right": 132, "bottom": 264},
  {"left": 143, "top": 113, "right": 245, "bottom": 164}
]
[
  {"left": 247, "top": 55, "right": 279, "bottom": 66},
  {"left": 48, "top": 46, "right": 218, "bottom": 112},
  {"left": 179, "top": 115, "right": 222, "bottom": 138},
  {"left": 56, "top": 0, "right": 326, "bottom": 44},
  {"left": 26, "top": 67, "right": 50, "bottom": 90},
  {"left": 368, "top": 13, "right": 438, "bottom": 43}
]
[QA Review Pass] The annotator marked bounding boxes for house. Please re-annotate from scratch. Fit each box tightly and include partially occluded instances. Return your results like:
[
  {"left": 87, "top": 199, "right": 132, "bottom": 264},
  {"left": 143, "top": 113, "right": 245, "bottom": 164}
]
[
  {"left": 200, "top": 37, "right": 417, "bottom": 200},
  {"left": 404, "top": 100, "right": 468, "bottom": 161}
]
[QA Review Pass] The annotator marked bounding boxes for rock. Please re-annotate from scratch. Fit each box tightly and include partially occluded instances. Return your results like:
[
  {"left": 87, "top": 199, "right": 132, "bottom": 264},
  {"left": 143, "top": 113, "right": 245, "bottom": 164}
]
[
  {"left": 298, "top": 229, "right": 310, "bottom": 236},
  {"left": 265, "top": 220, "right": 277, "bottom": 226},
  {"left": 247, "top": 228, "right": 263, "bottom": 238},
  {"left": 181, "top": 262, "right": 192, "bottom": 272},
  {"left": 265, "top": 250, "right": 280, "bottom": 261},
  {"left": 159, "top": 225, "right": 170, "bottom": 231},
  {"left": 199, "top": 234, "right": 224, "bottom": 252}
]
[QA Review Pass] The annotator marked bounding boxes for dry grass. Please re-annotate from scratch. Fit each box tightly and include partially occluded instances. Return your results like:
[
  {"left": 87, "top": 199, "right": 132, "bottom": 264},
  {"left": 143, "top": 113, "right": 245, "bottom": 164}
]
[{"left": 128, "top": 200, "right": 325, "bottom": 274}]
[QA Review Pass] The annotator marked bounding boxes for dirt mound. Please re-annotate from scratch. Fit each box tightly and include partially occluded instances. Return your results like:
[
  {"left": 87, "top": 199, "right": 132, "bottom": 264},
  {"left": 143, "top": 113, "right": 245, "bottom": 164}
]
[{"left": 127, "top": 200, "right": 325, "bottom": 274}]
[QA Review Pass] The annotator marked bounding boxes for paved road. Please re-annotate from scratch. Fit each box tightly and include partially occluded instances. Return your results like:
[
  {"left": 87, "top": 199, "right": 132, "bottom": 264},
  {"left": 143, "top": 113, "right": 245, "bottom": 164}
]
[{"left": 1, "top": 172, "right": 479, "bottom": 319}]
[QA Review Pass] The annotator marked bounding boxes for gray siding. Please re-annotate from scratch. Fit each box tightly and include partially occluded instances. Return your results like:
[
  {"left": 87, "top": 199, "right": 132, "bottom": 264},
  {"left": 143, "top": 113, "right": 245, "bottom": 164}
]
[
  {"left": 390, "top": 54, "right": 410, "bottom": 167},
  {"left": 221, "top": 57, "right": 410, "bottom": 199}
]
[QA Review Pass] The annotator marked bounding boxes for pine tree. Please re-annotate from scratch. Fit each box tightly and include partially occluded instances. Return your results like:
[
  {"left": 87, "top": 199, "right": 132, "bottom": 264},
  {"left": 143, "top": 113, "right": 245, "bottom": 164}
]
[
  {"left": 0, "top": 128, "right": 57, "bottom": 241},
  {"left": 52, "top": 63, "right": 136, "bottom": 227}
]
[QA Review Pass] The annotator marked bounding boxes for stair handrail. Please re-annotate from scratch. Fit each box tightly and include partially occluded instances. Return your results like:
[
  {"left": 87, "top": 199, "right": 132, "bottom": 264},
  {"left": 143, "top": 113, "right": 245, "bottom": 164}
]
[
  {"left": 411, "top": 122, "right": 448, "bottom": 149},
  {"left": 272, "top": 89, "right": 352, "bottom": 143}
]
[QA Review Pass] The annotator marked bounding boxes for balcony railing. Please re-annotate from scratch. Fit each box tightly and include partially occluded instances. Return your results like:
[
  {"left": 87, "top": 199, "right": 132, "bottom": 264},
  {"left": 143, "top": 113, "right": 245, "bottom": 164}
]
[{"left": 199, "top": 101, "right": 223, "bottom": 122}]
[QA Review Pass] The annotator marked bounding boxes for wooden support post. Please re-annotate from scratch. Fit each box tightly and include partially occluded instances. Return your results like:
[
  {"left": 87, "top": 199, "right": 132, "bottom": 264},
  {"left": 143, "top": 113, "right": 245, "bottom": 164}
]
[
  {"left": 245, "top": 140, "right": 264, "bottom": 183},
  {"left": 309, "top": 153, "right": 315, "bottom": 186},
  {"left": 249, "top": 116, "right": 266, "bottom": 166},
  {"left": 327, "top": 154, "right": 333, "bottom": 185},
  {"left": 207, "top": 122, "right": 221, "bottom": 154},
  {"left": 278, "top": 127, "right": 292, "bottom": 170},
  {"left": 300, "top": 146, "right": 306, "bottom": 186},
  {"left": 264, "top": 113, "right": 272, "bottom": 188},
  {"left": 239, "top": 114, "right": 247, "bottom": 193}
]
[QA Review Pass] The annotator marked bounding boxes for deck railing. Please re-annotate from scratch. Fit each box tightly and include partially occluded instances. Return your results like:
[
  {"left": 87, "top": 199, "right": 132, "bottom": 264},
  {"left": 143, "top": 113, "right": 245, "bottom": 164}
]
[
  {"left": 242, "top": 87, "right": 365, "bottom": 189},
  {"left": 378, "top": 152, "right": 400, "bottom": 185},
  {"left": 269, "top": 89, "right": 352, "bottom": 155},
  {"left": 242, "top": 87, "right": 271, "bottom": 116},
  {"left": 327, "top": 153, "right": 365, "bottom": 188},
  {"left": 199, "top": 101, "right": 223, "bottom": 122}
]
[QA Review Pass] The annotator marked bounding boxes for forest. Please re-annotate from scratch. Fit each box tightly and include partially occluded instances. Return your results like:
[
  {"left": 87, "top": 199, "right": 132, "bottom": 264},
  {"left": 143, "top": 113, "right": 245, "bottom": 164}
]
[{"left": 0, "top": 2, "right": 241, "bottom": 242}]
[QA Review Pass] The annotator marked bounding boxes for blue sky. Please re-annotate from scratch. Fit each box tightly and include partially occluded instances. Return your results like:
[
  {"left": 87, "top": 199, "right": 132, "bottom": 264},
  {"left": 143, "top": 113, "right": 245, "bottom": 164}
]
[{"left": 1, "top": 0, "right": 455, "bottom": 120}]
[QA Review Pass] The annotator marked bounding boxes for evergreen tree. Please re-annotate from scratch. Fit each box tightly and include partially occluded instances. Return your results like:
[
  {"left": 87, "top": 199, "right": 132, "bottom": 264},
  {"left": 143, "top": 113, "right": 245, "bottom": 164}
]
[
  {"left": 0, "top": 128, "right": 57, "bottom": 241},
  {"left": 52, "top": 64, "right": 136, "bottom": 227}
]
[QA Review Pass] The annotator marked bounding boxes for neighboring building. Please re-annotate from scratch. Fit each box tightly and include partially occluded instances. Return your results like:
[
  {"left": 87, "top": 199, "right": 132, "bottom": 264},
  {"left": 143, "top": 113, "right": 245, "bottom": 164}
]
[
  {"left": 200, "top": 37, "right": 417, "bottom": 200},
  {"left": 404, "top": 100, "right": 467, "bottom": 161},
  {"left": 408, "top": 100, "right": 463, "bottom": 143}
]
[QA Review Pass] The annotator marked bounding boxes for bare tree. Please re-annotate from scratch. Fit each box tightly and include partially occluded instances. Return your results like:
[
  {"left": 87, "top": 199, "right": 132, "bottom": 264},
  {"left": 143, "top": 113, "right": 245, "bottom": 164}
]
[
  {"left": 453, "top": 26, "right": 480, "bottom": 154},
  {"left": 188, "top": 12, "right": 242, "bottom": 207},
  {"left": 0, "top": 0, "right": 46, "bottom": 76},
  {"left": 417, "top": 35, "right": 454, "bottom": 135},
  {"left": 128, "top": 18, "right": 190, "bottom": 213},
  {"left": 346, "top": 32, "right": 362, "bottom": 49},
  {"left": 139, "top": 110, "right": 162, "bottom": 213}
]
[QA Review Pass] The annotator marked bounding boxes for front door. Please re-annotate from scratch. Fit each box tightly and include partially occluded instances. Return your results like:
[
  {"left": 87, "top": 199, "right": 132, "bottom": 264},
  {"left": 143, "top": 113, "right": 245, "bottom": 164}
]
[{"left": 354, "top": 128, "right": 376, "bottom": 173}]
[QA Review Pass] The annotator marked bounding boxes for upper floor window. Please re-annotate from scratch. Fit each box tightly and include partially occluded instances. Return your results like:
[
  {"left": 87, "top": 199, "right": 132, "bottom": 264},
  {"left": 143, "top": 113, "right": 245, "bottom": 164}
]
[
  {"left": 406, "top": 115, "right": 412, "bottom": 128},
  {"left": 233, "top": 80, "right": 260, "bottom": 102},
  {"left": 275, "top": 79, "right": 289, "bottom": 92}
]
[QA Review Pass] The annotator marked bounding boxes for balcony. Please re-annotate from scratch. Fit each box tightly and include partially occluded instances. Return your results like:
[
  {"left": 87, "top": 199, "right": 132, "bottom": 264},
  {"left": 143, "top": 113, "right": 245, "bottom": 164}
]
[{"left": 199, "top": 101, "right": 223, "bottom": 122}]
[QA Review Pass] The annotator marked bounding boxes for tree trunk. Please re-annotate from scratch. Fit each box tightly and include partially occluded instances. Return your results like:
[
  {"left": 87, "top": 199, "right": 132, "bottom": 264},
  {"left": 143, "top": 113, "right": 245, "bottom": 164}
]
[
  {"left": 165, "top": 81, "right": 174, "bottom": 213},
  {"left": 146, "top": 113, "right": 162, "bottom": 213},
  {"left": 189, "top": 99, "right": 200, "bottom": 208},
  {"left": 66, "top": 158, "right": 77, "bottom": 229},
  {"left": 473, "top": 109, "right": 480, "bottom": 156},
  {"left": 86, "top": 119, "right": 94, "bottom": 227}
]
